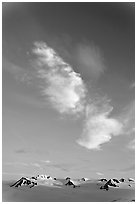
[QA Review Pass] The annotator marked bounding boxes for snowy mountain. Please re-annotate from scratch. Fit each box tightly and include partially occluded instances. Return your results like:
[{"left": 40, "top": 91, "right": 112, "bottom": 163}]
[
  {"left": 10, "top": 177, "right": 37, "bottom": 188},
  {"left": 10, "top": 174, "right": 63, "bottom": 188},
  {"left": 99, "top": 177, "right": 135, "bottom": 191}
]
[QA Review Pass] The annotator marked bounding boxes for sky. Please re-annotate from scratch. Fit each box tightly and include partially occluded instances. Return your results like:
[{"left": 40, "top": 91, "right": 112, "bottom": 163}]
[{"left": 2, "top": 2, "right": 135, "bottom": 180}]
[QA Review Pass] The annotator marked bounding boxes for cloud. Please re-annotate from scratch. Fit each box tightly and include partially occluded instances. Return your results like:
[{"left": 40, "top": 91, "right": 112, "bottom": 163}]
[
  {"left": 40, "top": 161, "right": 71, "bottom": 172},
  {"left": 32, "top": 42, "right": 86, "bottom": 114},
  {"left": 129, "top": 81, "right": 135, "bottom": 89},
  {"left": 120, "top": 101, "right": 135, "bottom": 150},
  {"left": 96, "top": 172, "right": 104, "bottom": 176},
  {"left": 75, "top": 43, "right": 105, "bottom": 79},
  {"left": 122, "top": 101, "right": 135, "bottom": 136},
  {"left": 40, "top": 160, "right": 51, "bottom": 163},
  {"left": 77, "top": 99, "right": 123, "bottom": 150},
  {"left": 3, "top": 58, "right": 32, "bottom": 83},
  {"left": 3, "top": 58, "right": 23, "bottom": 74},
  {"left": 128, "top": 139, "right": 135, "bottom": 150},
  {"left": 31, "top": 41, "right": 124, "bottom": 150},
  {"left": 15, "top": 149, "right": 27, "bottom": 154},
  {"left": 30, "top": 163, "right": 41, "bottom": 168}
]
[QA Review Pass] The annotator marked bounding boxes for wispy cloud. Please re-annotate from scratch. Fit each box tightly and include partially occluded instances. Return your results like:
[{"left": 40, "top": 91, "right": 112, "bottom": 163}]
[
  {"left": 40, "top": 160, "right": 72, "bottom": 172},
  {"left": 96, "top": 172, "right": 104, "bottom": 176},
  {"left": 3, "top": 58, "right": 23, "bottom": 74},
  {"left": 75, "top": 43, "right": 105, "bottom": 79},
  {"left": 32, "top": 42, "right": 86, "bottom": 114},
  {"left": 122, "top": 101, "right": 135, "bottom": 136},
  {"left": 120, "top": 101, "right": 135, "bottom": 150},
  {"left": 77, "top": 98, "right": 123, "bottom": 150},
  {"left": 3, "top": 58, "right": 32, "bottom": 83}
]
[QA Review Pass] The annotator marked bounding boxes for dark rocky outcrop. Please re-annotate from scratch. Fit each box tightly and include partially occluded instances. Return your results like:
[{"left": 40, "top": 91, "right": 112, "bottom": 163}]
[
  {"left": 100, "top": 183, "right": 109, "bottom": 191},
  {"left": 128, "top": 178, "right": 134, "bottom": 182},
  {"left": 65, "top": 177, "right": 71, "bottom": 180},
  {"left": 98, "top": 178, "right": 107, "bottom": 182},
  {"left": 112, "top": 178, "right": 119, "bottom": 183},
  {"left": 10, "top": 177, "right": 37, "bottom": 188},
  {"left": 119, "top": 178, "right": 126, "bottom": 182}
]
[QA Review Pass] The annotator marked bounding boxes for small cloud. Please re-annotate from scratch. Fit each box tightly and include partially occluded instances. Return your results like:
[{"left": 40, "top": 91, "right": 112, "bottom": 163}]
[
  {"left": 128, "top": 139, "right": 135, "bottom": 150},
  {"left": 96, "top": 172, "right": 104, "bottom": 176},
  {"left": 40, "top": 160, "right": 51, "bottom": 163},
  {"left": 32, "top": 41, "right": 86, "bottom": 115},
  {"left": 30, "top": 163, "right": 41, "bottom": 168},
  {"left": 129, "top": 81, "right": 135, "bottom": 89},
  {"left": 15, "top": 149, "right": 27, "bottom": 154}
]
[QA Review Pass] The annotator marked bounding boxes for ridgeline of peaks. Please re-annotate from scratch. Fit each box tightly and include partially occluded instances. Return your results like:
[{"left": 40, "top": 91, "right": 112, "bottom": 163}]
[
  {"left": 98, "top": 178, "right": 135, "bottom": 191},
  {"left": 10, "top": 174, "right": 135, "bottom": 191}
]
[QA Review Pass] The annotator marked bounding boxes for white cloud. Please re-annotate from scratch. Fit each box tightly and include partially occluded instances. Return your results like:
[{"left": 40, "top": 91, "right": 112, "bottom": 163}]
[
  {"left": 40, "top": 160, "right": 51, "bottom": 163},
  {"left": 96, "top": 172, "right": 104, "bottom": 176},
  {"left": 30, "top": 163, "right": 41, "bottom": 168},
  {"left": 32, "top": 42, "right": 86, "bottom": 114},
  {"left": 77, "top": 101, "right": 123, "bottom": 150},
  {"left": 128, "top": 139, "right": 135, "bottom": 150},
  {"left": 31, "top": 41, "right": 125, "bottom": 151}
]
